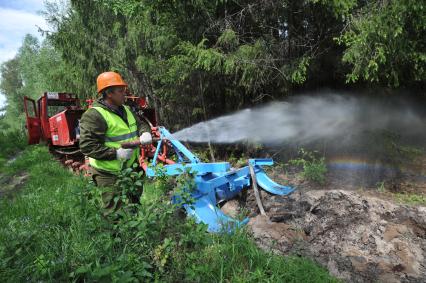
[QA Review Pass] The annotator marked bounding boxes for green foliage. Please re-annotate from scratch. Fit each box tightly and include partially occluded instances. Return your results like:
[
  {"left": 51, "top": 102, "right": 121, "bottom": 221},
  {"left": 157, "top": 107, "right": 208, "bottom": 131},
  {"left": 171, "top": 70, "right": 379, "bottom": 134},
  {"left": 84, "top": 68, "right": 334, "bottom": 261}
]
[
  {"left": 396, "top": 193, "right": 426, "bottom": 206},
  {"left": 227, "top": 152, "right": 248, "bottom": 168},
  {"left": 41, "top": 0, "right": 356, "bottom": 128},
  {"left": 0, "top": 130, "right": 26, "bottom": 161},
  {"left": 289, "top": 149, "right": 328, "bottom": 185},
  {"left": 173, "top": 167, "right": 197, "bottom": 207},
  {"left": 310, "top": 0, "right": 357, "bottom": 18},
  {"left": 0, "top": 145, "right": 337, "bottom": 282},
  {"left": 115, "top": 164, "right": 145, "bottom": 208},
  {"left": 376, "top": 181, "right": 386, "bottom": 193},
  {"left": 217, "top": 29, "right": 239, "bottom": 49},
  {"left": 338, "top": 0, "right": 426, "bottom": 87},
  {"left": 290, "top": 56, "right": 311, "bottom": 84}
]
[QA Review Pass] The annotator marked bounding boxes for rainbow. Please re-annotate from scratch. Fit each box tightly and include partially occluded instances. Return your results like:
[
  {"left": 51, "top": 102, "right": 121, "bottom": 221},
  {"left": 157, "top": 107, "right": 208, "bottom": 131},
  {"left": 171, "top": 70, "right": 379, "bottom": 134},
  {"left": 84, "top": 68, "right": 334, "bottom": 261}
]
[{"left": 327, "top": 156, "right": 395, "bottom": 171}]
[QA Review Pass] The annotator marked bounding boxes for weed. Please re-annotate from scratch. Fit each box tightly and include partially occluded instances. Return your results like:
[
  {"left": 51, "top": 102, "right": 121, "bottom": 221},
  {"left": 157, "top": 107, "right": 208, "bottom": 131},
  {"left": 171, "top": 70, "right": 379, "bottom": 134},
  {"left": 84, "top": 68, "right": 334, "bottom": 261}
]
[
  {"left": 192, "top": 149, "right": 211, "bottom": 162},
  {"left": 395, "top": 193, "right": 426, "bottom": 206},
  {"left": 114, "top": 163, "right": 145, "bottom": 210},
  {"left": 227, "top": 152, "right": 248, "bottom": 168},
  {"left": 0, "top": 129, "right": 26, "bottom": 161},
  {"left": 289, "top": 148, "right": 328, "bottom": 185},
  {"left": 376, "top": 181, "right": 386, "bottom": 193},
  {"left": 173, "top": 167, "right": 197, "bottom": 207}
]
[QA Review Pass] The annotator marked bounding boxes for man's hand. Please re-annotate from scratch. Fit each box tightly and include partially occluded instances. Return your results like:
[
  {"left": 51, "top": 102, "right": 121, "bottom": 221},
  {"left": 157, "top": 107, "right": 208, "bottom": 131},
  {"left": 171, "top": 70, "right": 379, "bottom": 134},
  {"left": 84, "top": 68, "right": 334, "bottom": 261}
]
[
  {"left": 139, "top": 132, "right": 152, "bottom": 145},
  {"left": 116, "top": 148, "right": 134, "bottom": 160}
]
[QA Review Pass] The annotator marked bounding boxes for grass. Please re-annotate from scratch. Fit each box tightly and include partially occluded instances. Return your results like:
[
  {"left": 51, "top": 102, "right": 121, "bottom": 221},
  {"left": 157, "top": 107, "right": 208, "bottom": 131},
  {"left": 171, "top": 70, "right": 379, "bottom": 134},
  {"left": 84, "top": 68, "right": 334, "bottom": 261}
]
[
  {"left": 288, "top": 148, "right": 327, "bottom": 185},
  {"left": 0, "top": 143, "right": 338, "bottom": 282},
  {"left": 0, "top": 129, "right": 26, "bottom": 169},
  {"left": 395, "top": 193, "right": 426, "bottom": 206},
  {"left": 374, "top": 181, "right": 426, "bottom": 206}
]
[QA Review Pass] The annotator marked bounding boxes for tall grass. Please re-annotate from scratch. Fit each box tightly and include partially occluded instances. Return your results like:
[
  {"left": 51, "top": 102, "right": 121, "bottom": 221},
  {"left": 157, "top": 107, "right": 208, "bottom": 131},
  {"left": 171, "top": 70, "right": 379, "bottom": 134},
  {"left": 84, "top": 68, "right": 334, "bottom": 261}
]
[
  {"left": 0, "top": 145, "right": 338, "bottom": 282},
  {"left": 0, "top": 129, "right": 26, "bottom": 161}
]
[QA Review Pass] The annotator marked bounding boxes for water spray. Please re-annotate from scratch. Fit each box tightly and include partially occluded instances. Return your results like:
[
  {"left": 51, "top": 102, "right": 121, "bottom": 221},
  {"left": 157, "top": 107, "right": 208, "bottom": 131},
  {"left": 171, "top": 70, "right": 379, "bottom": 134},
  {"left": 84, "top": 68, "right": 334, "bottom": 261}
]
[{"left": 173, "top": 94, "right": 425, "bottom": 145}]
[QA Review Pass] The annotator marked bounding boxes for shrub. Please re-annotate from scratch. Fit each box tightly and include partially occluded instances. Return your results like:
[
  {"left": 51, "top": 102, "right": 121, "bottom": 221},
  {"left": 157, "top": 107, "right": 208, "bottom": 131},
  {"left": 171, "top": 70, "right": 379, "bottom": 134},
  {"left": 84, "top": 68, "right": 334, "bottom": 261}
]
[{"left": 289, "top": 148, "right": 328, "bottom": 185}]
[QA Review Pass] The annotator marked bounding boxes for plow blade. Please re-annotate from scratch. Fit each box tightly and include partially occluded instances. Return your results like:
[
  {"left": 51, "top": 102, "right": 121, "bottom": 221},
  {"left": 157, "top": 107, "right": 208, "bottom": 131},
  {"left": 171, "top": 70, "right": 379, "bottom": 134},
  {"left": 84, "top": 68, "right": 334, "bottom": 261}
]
[
  {"left": 183, "top": 195, "right": 249, "bottom": 233},
  {"left": 249, "top": 159, "right": 294, "bottom": 196},
  {"left": 255, "top": 170, "right": 294, "bottom": 195}
]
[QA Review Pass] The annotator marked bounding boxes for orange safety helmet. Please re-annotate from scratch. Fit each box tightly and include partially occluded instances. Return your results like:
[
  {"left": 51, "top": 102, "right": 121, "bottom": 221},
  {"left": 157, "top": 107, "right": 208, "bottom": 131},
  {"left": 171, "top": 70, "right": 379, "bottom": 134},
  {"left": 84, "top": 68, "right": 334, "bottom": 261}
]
[{"left": 96, "top": 71, "right": 128, "bottom": 94}]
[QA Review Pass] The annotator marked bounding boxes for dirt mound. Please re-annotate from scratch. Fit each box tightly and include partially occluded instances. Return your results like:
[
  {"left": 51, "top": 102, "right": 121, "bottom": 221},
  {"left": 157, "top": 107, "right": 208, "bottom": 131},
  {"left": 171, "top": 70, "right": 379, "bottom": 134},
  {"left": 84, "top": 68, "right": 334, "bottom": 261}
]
[{"left": 239, "top": 190, "right": 426, "bottom": 282}]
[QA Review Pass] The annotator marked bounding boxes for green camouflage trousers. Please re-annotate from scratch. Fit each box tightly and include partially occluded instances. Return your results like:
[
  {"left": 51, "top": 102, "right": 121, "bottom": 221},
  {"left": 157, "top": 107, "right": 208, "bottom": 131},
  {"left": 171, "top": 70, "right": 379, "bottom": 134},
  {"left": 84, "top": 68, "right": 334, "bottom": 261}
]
[{"left": 90, "top": 167, "right": 121, "bottom": 215}]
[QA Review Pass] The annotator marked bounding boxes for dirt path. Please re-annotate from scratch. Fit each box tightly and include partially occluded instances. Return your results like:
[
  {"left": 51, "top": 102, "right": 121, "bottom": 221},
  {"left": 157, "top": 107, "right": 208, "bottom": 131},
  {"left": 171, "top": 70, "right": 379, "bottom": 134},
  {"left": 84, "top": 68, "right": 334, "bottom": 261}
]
[
  {"left": 0, "top": 172, "right": 29, "bottom": 198},
  {"left": 0, "top": 152, "right": 28, "bottom": 198}
]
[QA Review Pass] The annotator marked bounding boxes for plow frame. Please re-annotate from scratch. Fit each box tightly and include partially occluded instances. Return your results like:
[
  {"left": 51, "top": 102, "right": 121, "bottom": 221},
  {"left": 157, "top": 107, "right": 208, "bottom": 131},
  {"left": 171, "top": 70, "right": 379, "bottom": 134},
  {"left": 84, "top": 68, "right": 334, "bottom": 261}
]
[{"left": 142, "top": 127, "right": 295, "bottom": 232}]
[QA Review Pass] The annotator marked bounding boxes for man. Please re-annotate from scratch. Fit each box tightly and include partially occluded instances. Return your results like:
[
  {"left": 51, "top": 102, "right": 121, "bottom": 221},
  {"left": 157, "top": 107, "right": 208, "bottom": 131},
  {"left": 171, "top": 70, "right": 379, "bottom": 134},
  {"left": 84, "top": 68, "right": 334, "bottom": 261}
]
[{"left": 79, "top": 71, "right": 152, "bottom": 211}]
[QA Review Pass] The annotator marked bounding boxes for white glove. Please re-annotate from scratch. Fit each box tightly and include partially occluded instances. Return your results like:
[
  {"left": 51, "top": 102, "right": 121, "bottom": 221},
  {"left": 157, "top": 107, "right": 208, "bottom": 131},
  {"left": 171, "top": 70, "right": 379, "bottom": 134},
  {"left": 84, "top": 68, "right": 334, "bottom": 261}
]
[
  {"left": 139, "top": 132, "right": 152, "bottom": 145},
  {"left": 116, "top": 148, "right": 134, "bottom": 160}
]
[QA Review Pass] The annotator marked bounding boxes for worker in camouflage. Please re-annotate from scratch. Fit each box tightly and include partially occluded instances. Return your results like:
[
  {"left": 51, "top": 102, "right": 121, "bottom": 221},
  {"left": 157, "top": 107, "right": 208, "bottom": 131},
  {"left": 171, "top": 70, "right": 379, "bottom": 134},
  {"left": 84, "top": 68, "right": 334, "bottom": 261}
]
[{"left": 79, "top": 71, "right": 152, "bottom": 214}]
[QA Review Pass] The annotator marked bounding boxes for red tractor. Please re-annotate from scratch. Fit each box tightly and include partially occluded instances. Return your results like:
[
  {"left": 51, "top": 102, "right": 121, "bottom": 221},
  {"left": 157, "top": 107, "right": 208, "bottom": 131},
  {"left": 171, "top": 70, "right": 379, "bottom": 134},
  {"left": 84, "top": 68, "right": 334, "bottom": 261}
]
[{"left": 23, "top": 92, "right": 156, "bottom": 173}]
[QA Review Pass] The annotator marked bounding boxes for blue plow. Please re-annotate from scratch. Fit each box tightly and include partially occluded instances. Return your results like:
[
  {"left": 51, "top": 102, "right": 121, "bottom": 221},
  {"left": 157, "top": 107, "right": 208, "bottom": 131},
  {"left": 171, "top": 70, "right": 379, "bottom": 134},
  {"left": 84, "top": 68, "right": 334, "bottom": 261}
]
[{"left": 145, "top": 127, "right": 295, "bottom": 232}]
